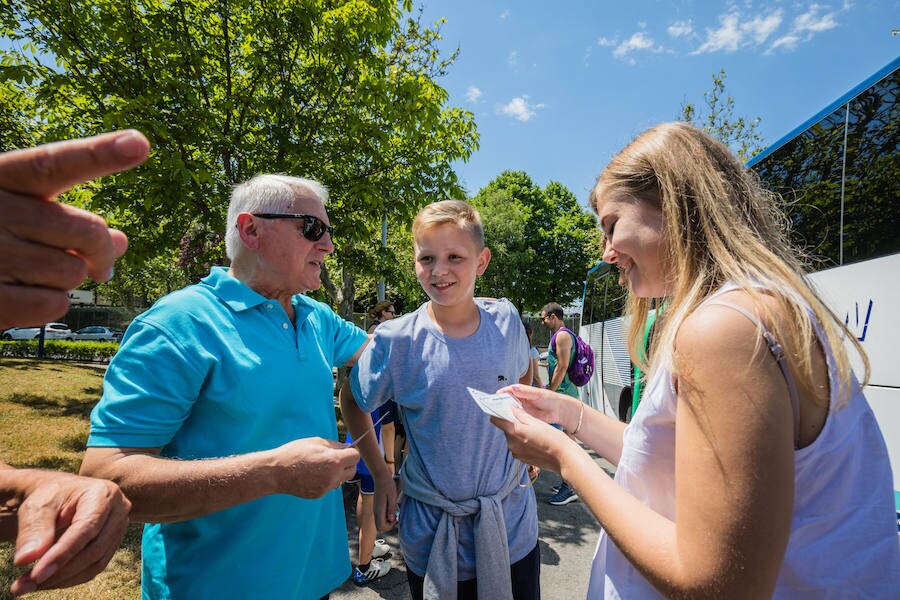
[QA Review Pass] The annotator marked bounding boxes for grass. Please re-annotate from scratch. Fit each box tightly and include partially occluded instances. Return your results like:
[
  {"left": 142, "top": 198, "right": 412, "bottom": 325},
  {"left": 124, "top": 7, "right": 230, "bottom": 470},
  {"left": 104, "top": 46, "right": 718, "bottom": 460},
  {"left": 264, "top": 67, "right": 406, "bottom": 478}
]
[{"left": 0, "top": 359, "right": 140, "bottom": 600}]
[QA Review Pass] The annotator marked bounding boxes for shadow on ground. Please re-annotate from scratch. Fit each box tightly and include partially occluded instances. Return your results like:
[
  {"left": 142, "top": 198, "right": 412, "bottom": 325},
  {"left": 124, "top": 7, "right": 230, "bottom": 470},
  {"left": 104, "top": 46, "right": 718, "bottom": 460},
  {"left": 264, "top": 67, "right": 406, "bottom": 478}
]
[{"left": 6, "top": 392, "right": 97, "bottom": 420}]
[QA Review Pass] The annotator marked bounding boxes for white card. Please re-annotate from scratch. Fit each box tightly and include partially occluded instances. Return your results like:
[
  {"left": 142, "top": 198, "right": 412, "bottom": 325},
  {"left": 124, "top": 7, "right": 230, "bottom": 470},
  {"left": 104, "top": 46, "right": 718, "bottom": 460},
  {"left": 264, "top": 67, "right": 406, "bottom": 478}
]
[{"left": 467, "top": 387, "right": 522, "bottom": 423}]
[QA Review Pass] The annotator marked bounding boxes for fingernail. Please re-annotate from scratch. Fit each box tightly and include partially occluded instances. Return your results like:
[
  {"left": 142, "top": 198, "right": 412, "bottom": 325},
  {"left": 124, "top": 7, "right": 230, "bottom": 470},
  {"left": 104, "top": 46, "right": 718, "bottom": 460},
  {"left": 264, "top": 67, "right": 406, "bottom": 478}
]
[
  {"left": 105, "top": 266, "right": 115, "bottom": 281},
  {"left": 14, "top": 542, "right": 38, "bottom": 562},
  {"left": 113, "top": 130, "right": 149, "bottom": 159}
]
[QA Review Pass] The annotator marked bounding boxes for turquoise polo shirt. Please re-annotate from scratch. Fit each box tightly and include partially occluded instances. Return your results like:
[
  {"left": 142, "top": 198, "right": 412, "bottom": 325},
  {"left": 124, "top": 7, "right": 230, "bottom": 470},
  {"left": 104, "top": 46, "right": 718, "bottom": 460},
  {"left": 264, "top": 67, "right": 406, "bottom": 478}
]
[{"left": 88, "top": 267, "right": 367, "bottom": 600}]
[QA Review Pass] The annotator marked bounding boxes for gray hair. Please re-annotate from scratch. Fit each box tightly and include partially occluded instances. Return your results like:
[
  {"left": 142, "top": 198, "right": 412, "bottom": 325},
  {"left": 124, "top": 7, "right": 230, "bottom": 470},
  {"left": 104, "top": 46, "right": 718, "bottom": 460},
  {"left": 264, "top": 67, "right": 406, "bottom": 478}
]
[{"left": 225, "top": 174, "right": 329, "bottom": 260}]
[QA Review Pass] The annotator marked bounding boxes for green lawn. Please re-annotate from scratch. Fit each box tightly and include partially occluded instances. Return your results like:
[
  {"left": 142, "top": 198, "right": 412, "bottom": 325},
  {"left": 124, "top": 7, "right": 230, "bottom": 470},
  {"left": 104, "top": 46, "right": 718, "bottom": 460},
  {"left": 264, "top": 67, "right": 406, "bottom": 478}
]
[{"left": 0, "top": 359, "right": 140, "bottom": 600}]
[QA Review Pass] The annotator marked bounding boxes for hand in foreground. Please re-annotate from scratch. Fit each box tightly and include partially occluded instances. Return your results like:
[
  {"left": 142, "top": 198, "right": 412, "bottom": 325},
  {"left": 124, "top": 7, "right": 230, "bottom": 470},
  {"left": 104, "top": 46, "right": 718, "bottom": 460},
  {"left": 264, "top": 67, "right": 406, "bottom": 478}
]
[
  {"left": 10, "top": 471, "right": 131, "bottom": 597},
  {"left": 490, "top": 409, "right": 577, "bottom": 475},
  {"left": 0, "top": 130, "right": 150, "bottom": 329},
  {"left": 274, "top": 437, "right": 360, "bottom": 498}
]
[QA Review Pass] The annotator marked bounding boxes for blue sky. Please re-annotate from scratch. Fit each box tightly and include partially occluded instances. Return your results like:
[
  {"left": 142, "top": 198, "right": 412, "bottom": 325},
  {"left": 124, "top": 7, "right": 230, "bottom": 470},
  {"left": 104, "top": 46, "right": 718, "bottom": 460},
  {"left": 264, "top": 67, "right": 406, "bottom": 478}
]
[{"left": 418, "top": 0, "right": 898, "bottom": 202}]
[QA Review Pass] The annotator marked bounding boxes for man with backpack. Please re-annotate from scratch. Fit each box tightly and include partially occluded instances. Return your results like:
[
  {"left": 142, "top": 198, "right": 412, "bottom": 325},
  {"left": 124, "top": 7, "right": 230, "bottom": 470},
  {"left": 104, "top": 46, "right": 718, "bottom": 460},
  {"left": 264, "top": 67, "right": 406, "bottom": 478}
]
[{"left": 540, "top": 302, "right": 581, "bottom": 505}]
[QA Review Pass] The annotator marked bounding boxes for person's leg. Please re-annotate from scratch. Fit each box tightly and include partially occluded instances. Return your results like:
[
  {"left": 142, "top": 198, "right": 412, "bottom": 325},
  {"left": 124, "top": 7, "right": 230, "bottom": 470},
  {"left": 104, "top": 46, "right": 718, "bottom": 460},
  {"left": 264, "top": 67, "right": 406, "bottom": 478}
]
[
  {"left": 406, "top": 569, "right": 424, "bottom": 600},
  {"left": 353, "top": 474, "right": 391, "bottom": 585},
  {"left": 356, "top": 485, "right": 376, "bottom": 565},
  {"left": 456, "top": 577, "right": 478, "bottom": 599},
  {"left": 510, "top": 541, "right": 542, "bottom": 600}
]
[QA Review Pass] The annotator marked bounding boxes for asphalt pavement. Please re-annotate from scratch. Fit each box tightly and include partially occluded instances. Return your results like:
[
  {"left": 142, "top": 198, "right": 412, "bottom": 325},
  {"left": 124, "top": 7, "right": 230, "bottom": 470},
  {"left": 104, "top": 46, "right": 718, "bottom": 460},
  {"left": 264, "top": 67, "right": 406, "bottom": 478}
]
[{"left": 331, "top": 449, "right": 614, "bottom": 600}]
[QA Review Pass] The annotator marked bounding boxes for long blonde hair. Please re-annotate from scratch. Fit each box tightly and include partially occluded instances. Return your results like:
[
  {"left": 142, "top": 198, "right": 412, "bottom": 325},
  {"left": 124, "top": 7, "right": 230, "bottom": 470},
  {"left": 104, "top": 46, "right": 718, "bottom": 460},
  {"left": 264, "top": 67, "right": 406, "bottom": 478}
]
[{"left": 589, "top": 122, "right": 868, "bottom": 407}]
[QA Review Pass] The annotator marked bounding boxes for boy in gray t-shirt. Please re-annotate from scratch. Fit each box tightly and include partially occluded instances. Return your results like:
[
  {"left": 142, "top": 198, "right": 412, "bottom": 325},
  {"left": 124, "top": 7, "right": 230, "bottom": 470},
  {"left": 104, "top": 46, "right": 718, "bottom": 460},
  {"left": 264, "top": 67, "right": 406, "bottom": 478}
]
[{"left": 345, "top": 200, "right": 539, "bottom": 600}]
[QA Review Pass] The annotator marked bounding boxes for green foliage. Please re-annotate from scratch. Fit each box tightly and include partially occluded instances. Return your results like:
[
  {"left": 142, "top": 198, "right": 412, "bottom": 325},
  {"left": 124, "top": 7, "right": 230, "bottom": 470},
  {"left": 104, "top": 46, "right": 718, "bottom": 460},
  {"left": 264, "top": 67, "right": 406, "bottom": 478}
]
[
  {"left": 1, "top": 0, "right": 478, "bottom": 316},
  {"left": 680, "top": 69, "right": 764, "bottom": 160},
  {"left": 471, "top": 171, "right": 599, "bottom": 312},
  {"left": 93, "top": 250, "right": 192, "bottom": 308},
  {"left": 0, "top": 340, "right": 119, "bottom": 362}
]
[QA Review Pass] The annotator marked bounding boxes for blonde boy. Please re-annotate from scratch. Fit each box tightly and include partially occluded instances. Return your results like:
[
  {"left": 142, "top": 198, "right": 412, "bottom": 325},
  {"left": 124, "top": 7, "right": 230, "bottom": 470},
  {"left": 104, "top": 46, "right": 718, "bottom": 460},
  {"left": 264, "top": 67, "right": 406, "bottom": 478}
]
[{"left": 345, "top": 200, "right": 540, "bottom": 600}]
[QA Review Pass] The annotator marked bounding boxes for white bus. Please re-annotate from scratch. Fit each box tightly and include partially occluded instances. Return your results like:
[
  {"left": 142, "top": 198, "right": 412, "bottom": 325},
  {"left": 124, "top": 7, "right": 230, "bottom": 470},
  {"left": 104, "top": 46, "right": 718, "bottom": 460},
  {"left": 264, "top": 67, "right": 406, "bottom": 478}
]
[{"left": 747, "top": 57, "right": 899, "bottom": 516}]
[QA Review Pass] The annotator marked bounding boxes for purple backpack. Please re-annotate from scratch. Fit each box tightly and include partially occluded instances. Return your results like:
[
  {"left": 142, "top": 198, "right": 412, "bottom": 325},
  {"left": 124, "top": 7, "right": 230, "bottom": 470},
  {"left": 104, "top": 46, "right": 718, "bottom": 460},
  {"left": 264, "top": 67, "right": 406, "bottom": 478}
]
[{"left": 550, "top": 327, "right": 595, "bottom": 387}]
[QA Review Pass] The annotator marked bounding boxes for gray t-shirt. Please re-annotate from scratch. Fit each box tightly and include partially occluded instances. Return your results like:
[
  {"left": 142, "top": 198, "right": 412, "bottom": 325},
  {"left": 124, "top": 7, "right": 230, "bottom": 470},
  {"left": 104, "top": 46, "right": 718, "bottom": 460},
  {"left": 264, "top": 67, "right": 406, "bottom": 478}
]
[{"left": 350, "top": 298, "right": 537, "bottom": 579}]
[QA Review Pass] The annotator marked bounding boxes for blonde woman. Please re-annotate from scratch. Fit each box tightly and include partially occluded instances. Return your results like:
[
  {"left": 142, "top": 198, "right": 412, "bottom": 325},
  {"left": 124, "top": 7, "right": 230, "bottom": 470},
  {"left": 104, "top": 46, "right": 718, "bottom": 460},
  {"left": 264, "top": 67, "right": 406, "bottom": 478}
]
[{"left": 493, "top": 122, "right": 899, "bottom": 598}]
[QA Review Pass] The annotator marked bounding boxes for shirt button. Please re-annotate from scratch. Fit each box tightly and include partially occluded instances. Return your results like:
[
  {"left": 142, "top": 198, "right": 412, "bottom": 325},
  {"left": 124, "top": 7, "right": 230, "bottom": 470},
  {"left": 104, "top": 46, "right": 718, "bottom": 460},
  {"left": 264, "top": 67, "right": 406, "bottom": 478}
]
[
  {"left": 282, "top": 323, "right": 289, "bottom": 329},
  {"left": 267, "top": 304, "right": 273, "bottom": 310}
]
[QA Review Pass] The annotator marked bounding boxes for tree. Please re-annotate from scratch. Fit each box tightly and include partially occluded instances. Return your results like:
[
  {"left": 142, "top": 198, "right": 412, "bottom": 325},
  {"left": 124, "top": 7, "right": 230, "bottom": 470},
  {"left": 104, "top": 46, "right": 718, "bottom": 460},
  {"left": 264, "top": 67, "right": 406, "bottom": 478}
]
[
  {"left": 680, "top": 69, "right": 765, "bottom": 160},
  {"left": 471, "top": 171, "right": 599, "bottom": 312},
  {"left": 0, "top": 0, "right": 478, "bottom": 316}
]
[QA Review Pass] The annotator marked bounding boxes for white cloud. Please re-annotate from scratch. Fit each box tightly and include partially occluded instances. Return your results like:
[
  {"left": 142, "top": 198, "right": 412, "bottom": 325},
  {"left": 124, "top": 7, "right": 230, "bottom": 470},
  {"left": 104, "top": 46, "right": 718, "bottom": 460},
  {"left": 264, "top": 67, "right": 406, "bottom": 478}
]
[
  {"left": 499, "top": 9, "right": 511, "bottom": 20},
  {"left": 693, "top": 9, "right": 783, "bottom": 53},
  {"left": 695, "top": 13, "right": 744, "bottom": 52},
  {"left": 768, "top": 4, "right": 840, "bottom": 53},
  {"left": 744, "top": 12, "right": 783, "bottom": 44},
  {"left": 794, "top": 4, "right": 839, "bottom": 33},
  {"left": 466, "top": 86, "right": 483, "bottom": 103},
  {"left": 769, "top": 33, "right": 801, "bottom": 51},
  {"left": 597, "top": 36, "right": 617, "bottom": 47},
  {"left": 612, "top": 32, "right": 661, "bottom": 63},
  {"left": 497, "top": 95, "right": 545, "bottom": 122},
  {"left": 508, "top": 50, "right": 518, "bottom": 66},
  {"left": 668, "top": 20, "right": 693, "bottom": 38}
]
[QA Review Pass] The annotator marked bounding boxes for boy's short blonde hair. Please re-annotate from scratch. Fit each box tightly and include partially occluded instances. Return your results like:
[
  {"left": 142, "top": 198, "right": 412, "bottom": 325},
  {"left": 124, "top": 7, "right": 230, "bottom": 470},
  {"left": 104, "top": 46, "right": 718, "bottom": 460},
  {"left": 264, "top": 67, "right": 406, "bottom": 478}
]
[{"left": 412, "top": 200, "right": 485, "bottom": 249}]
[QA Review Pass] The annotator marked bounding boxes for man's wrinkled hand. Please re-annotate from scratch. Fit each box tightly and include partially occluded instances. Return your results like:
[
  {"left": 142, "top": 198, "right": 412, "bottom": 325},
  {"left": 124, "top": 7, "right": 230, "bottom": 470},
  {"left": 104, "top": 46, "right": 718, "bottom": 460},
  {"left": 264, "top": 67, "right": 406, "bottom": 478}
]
[{"left": 10, "top": 470, "right": 131, "bottom": 596}]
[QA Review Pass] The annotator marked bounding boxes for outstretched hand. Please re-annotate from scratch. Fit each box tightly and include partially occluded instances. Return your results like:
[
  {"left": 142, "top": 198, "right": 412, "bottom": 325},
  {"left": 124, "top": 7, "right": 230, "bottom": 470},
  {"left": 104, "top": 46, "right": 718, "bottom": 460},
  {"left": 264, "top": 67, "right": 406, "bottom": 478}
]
[
  {"left": 0, "top": 130, "right": 150, "bottom": 329},
  {"left": 9, "top": 470, "right": 131, "bottom": 597}
]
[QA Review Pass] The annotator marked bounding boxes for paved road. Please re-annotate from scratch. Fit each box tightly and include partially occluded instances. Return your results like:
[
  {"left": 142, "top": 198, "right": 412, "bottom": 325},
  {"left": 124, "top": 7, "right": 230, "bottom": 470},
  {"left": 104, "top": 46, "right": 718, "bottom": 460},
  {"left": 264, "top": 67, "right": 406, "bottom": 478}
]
[{"left": 332, "top": 450, "right": 613, "bottom": 600}]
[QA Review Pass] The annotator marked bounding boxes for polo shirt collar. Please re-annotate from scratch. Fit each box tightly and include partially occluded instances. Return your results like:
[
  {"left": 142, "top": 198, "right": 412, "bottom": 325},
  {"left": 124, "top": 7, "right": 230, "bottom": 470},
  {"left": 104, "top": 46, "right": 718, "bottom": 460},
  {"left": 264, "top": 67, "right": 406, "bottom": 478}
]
[
  {"left": 200, "top": 267, "right": 270, "bottom": 312},
  {"left": 292, "top": 293, "right": 317, "bottom": 324}
]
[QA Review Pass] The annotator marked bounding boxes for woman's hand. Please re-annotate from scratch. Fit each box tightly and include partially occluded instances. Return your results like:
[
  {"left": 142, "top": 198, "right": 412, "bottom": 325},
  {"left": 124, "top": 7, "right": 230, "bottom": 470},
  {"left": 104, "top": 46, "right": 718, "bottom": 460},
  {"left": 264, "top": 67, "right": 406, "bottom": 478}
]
[
  {"left": 498, "top": 384, "right": 561, "bottom": 424},
  {"left": 491, "top": 408, "right": 578, "bottom": 474},
  {"left": 498, "top": 384, "right": 581, "bottom": 431}
]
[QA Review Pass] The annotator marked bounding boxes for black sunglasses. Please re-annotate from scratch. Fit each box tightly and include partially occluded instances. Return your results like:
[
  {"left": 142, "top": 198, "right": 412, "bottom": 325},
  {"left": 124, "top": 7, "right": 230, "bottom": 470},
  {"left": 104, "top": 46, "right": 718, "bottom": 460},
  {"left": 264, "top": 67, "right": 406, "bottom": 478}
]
[{"left": 251, "top": 213, "right": 334, "bottom": 242}]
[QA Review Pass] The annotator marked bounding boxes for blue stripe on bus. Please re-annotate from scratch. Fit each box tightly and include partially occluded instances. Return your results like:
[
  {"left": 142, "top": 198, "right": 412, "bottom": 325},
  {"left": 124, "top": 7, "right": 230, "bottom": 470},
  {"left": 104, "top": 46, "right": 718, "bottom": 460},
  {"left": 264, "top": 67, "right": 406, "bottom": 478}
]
[{"left": 746, "top": 56, "right": 900, "bottom": 167}]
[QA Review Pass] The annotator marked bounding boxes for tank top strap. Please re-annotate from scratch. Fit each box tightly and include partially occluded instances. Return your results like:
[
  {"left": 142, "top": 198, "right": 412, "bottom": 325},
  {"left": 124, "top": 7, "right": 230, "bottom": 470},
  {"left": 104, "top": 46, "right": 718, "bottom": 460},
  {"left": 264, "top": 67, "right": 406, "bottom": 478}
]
[{"left": 705, "top": 300, "right": 801, "bottom": 449}]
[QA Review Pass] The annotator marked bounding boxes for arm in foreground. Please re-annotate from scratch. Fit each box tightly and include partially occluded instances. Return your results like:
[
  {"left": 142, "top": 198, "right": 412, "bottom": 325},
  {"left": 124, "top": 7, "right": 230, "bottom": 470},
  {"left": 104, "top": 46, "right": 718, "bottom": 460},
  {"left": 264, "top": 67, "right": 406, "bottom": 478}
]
[
  {"left": 0, "top": 466, "right": 131, "bottom": 597},
  {"left": 497, "top": 304, "right": 796, "bottom": 598},
  {"left": 80, "top": 438, "right": 360, "bottom": 524}
]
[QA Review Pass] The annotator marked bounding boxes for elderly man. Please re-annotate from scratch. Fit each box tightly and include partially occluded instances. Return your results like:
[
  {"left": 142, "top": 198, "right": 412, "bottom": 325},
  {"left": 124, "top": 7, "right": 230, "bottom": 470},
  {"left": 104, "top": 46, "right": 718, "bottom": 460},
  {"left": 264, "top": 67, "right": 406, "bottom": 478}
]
[{"left": 80, "top": 175, "right": 373, "bottom": 599}]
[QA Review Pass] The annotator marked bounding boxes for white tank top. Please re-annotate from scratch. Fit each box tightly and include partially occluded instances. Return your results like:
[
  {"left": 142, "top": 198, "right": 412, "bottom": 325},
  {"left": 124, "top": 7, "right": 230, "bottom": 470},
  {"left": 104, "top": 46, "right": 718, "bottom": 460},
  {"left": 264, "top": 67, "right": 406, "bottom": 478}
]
[{"left": 588, "top": 283, "right": 900, "bottom": 599}]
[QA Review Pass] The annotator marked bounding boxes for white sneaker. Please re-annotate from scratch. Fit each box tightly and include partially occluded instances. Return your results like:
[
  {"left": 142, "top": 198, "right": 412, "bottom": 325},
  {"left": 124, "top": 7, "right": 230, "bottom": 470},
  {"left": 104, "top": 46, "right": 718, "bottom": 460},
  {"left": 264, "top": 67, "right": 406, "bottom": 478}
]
[
  {"left": 353, "top": 558, "right": 391, "bottom": 585},
  {"left": 372, "top": 539, "right": 390, "bottom": 559}
]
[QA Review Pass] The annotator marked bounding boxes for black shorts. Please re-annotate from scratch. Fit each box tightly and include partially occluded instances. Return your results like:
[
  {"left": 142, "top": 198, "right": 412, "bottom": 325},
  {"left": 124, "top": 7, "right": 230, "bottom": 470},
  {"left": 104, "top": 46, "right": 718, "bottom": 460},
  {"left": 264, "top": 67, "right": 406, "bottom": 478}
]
[{"left": 406, "top": 540, "right": 540, "bottom": 600}]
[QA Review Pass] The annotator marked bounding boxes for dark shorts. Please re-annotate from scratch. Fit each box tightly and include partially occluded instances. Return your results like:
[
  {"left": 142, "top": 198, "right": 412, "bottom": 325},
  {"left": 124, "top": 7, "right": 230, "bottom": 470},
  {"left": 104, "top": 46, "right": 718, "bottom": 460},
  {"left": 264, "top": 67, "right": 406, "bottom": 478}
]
[
  {"left": 347, "top": 471, "right": 375, "bottom": 495},
  {"left": 382, "top": 399, "right": 405, "bottom": 437},
  {"left": 406, "top": 540, "right": 541, "bottom": 600},
  {"left": 357, "top": 471, "right": 375, "bottom": 495}
]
